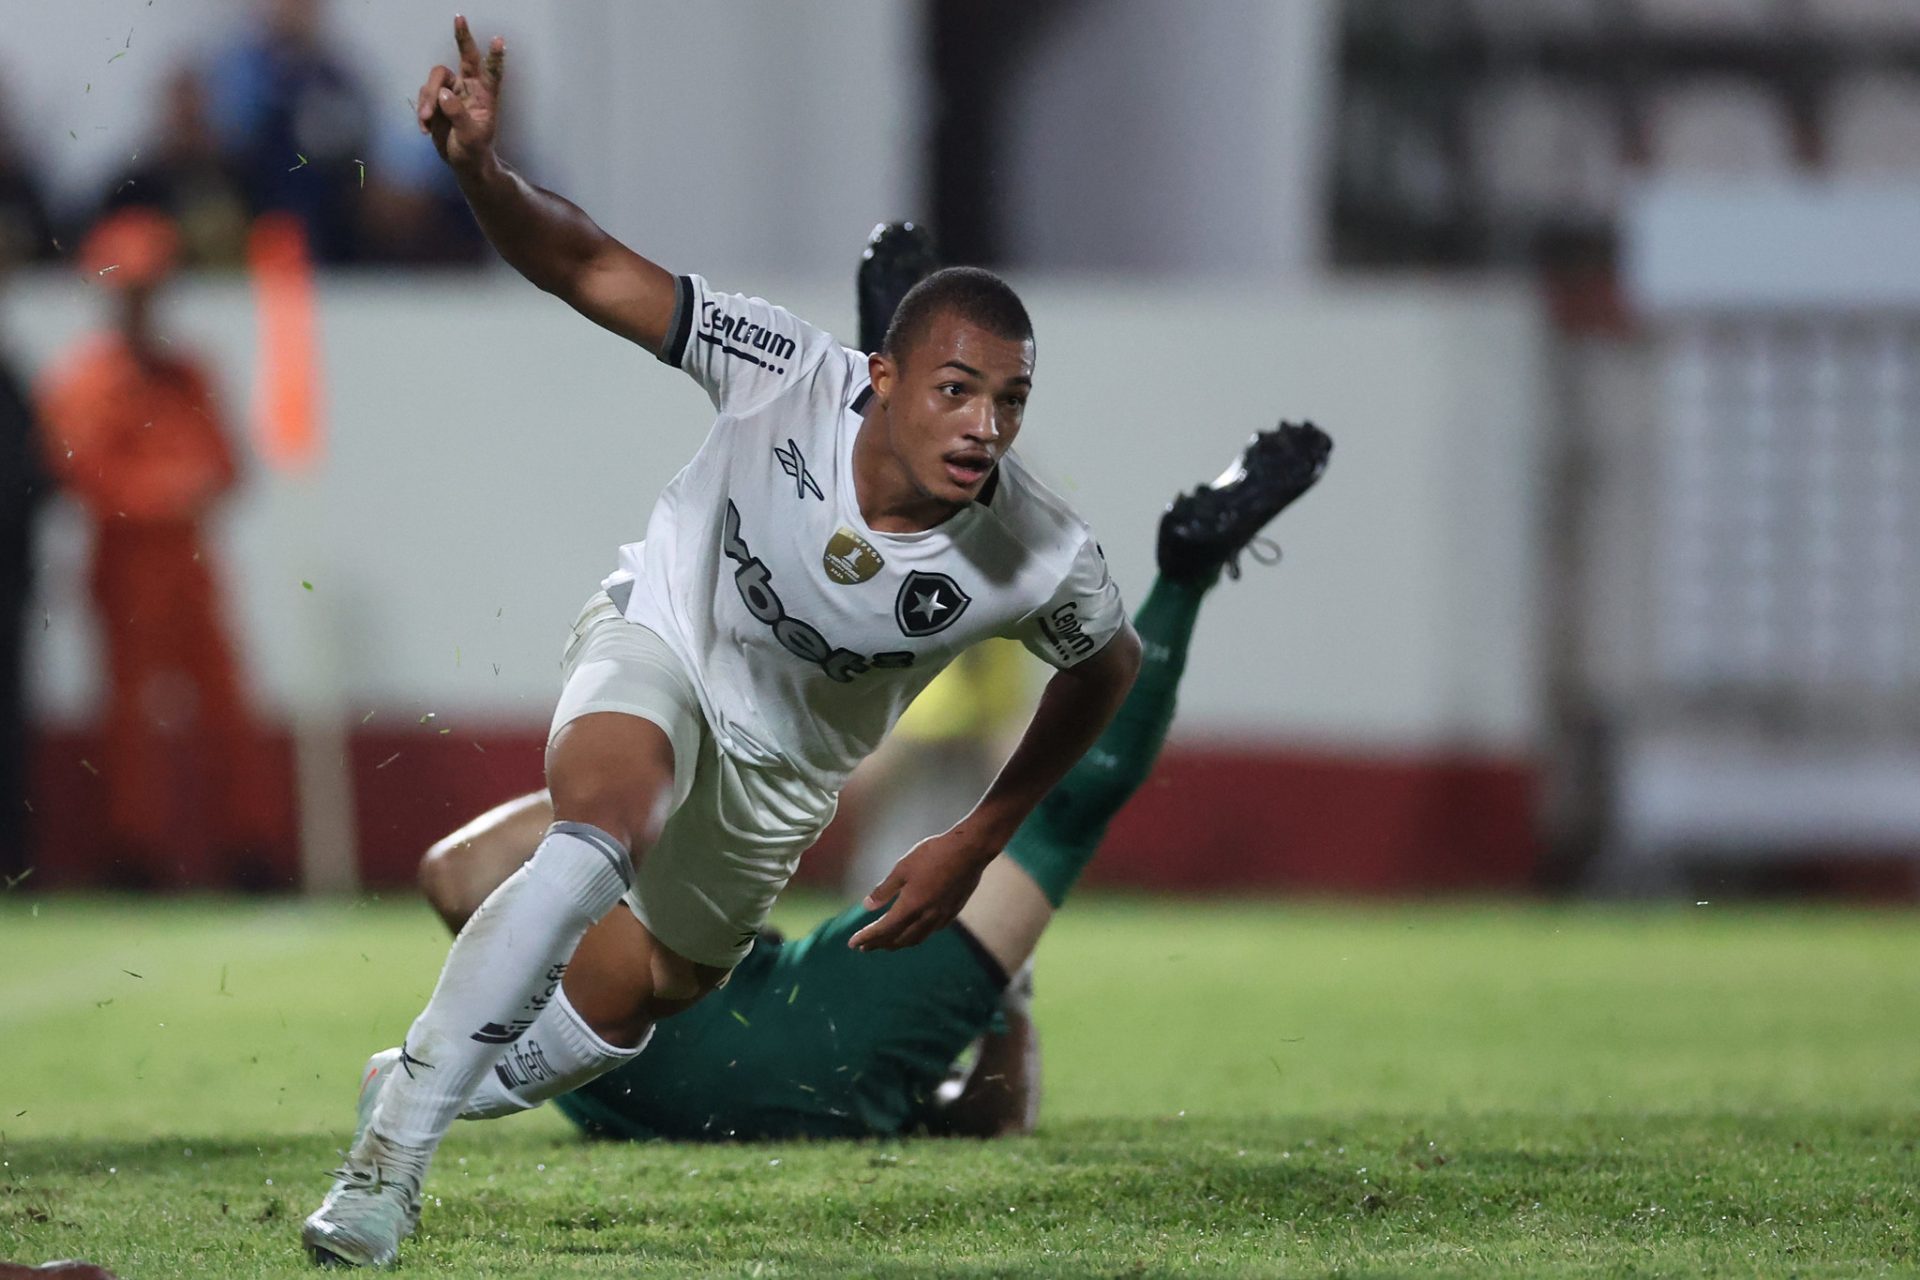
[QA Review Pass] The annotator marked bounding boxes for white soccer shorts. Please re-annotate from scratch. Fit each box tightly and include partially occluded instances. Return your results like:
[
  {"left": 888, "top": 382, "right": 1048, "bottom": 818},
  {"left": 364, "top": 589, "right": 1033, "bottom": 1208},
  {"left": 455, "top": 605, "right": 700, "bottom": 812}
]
[{"left": 549, "top": 592, "right": 838, "bottom": 968}]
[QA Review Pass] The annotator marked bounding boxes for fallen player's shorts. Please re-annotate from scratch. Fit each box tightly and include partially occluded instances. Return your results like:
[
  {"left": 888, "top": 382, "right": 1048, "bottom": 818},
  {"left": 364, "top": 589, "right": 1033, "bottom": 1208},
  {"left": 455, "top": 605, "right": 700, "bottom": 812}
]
[
  {"left": 550, "top": 592, "right": 837, "bottom": 969},
  {"left": 554, "top": 904, "right": 1007, "bottom": 1141}
]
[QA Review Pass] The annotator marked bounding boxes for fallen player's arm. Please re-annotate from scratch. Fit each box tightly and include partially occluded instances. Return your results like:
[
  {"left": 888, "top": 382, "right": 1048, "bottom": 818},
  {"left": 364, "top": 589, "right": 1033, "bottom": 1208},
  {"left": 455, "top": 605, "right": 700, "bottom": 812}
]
[
  {"left": 851, "top": 622, "right": 1142, "bottom": 951},
  {"left": 418, "top": 16, "right": 678, "bottom": 354}
]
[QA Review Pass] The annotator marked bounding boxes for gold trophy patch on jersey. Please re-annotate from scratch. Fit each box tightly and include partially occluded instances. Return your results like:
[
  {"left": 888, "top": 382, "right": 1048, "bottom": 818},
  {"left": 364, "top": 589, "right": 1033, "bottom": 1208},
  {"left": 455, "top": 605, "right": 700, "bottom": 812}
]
[{"left": 823, "top": 526, "right": 885, "bottom": 584}]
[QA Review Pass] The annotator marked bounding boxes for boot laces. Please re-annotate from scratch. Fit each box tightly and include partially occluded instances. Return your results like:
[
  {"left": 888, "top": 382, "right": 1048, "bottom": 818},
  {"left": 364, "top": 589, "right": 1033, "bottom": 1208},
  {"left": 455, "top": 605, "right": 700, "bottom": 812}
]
[{"left": 1223, "top": 535, "right": 1284, "bottom": 581}]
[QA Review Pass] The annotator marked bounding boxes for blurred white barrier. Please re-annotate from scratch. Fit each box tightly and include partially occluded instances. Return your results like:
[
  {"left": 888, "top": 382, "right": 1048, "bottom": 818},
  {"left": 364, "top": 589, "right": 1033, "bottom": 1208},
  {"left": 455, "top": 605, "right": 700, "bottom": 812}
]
[{"left": 1625, "top": 179, "right": 1920, "bottom": 309}]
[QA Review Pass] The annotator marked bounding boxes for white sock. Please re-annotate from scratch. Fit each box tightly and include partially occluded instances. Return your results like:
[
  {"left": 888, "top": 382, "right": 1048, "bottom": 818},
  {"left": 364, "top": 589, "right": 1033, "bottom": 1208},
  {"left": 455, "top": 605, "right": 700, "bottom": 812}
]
[
  {"left": 370, "top": 822, "right": 632, "bottom": 1149},
  {"left": 459, "top": 986, "right": 652, "bottom": 1119}
]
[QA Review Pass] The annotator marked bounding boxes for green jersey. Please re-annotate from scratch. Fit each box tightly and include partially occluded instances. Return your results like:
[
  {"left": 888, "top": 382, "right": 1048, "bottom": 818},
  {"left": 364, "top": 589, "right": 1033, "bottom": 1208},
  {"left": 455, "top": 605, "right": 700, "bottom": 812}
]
[{"left": 556, "top": 905, "right": 1005, "bottom": 1142}]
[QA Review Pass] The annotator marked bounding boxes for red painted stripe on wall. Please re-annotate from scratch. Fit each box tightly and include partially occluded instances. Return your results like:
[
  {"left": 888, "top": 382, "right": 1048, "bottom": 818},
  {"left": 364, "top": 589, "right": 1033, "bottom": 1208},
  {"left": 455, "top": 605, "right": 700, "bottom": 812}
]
[{"left": 22, "top": 728, "right": 1540, "bottom": 894}]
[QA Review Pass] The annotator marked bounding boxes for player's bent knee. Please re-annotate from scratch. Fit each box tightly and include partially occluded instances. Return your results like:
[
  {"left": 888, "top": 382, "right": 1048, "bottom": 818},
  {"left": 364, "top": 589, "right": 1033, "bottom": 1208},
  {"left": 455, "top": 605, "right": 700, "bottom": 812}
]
[
  {"left": 418, "top": 833, "right": 500, "bottom": 931},
  {"left": 417, "top": 791, "right": 559, "bottom": 930},
  {"left": 547, "top": 750, "right": 675, "bottom": 853},
  {"left": 416, "top": 839, "right": 461, "bottom": 913},
  {"left": 545, "top": 780, "right": 659, "bottom": 853}
]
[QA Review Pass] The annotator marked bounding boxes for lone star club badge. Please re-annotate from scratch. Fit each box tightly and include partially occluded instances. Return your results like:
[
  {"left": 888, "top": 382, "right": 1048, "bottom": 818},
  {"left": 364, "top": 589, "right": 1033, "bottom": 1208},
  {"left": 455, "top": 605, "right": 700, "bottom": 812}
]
[
  {"left": 894, "top": 570, "right": 971, "bottom": 637},
  {"left": 823, "top": 526, "right": 885, "bottom": 585}
]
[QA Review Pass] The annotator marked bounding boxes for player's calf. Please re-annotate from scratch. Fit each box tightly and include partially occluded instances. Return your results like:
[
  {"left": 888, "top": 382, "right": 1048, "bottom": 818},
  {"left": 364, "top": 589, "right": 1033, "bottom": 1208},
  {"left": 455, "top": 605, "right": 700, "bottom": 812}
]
[
  {"left": 447, "top": 908, "right": 725, "bottom": 1120},
  {"left": 309, "top": 715, "right": 682, "bottom": 1255},
  {"left": 561, "top": 900, "right": 728, "bottom": 1044}
]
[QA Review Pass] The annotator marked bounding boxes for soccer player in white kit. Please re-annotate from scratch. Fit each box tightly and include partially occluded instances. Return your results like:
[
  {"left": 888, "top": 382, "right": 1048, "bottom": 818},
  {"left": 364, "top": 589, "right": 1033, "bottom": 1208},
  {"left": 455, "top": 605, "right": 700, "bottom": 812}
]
[{"left": 303, "top": 18, "right": 1142, "bottom": 1268}]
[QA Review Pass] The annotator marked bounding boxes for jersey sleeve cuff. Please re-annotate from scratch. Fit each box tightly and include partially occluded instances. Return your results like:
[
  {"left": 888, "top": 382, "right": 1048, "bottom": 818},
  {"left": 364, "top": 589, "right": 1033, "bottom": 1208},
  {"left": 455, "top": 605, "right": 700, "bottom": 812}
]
[{"left": 658, "top": 275, "right": 697, "bottom": 368}]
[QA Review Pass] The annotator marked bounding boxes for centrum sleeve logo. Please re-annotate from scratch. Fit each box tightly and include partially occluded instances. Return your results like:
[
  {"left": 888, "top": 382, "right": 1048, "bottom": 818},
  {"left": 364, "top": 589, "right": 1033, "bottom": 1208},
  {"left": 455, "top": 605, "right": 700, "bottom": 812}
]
[
  {"left": 722, "top": 499, "right": 912, "bottom": 682},
  {"left": 699, "top": 298, "right": 796, "bottom": 374},
  {"left": 823, "top": 526, "right": 885, "bottom": 584},
  {"left": 894, "top": 570, "right": 972, "bottom": 637},
  {"left": 1034, "top": 600, "right": 1095, "bottom": 662}
]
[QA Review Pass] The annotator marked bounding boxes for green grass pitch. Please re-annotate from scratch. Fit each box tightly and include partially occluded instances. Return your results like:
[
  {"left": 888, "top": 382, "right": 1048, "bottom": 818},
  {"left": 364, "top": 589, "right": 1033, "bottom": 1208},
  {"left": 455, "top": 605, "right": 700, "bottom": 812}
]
[{"left": 2, "top": 894, "right": 1916, "bottom": 1277}]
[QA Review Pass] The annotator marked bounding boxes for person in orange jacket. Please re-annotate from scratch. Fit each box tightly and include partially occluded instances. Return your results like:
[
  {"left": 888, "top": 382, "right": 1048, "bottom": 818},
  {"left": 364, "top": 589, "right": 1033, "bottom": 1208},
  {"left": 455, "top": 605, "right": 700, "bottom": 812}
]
[{"left": 37, "top": 208, "right": 275, "bottom": 881}]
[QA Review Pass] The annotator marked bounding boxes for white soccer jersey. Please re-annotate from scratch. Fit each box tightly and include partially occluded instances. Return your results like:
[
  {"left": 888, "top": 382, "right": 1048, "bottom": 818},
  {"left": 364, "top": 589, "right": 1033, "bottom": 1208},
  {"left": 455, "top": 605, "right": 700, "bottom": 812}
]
[{"left": 602, "top": 273, "right": 1125, "bottom": 791}]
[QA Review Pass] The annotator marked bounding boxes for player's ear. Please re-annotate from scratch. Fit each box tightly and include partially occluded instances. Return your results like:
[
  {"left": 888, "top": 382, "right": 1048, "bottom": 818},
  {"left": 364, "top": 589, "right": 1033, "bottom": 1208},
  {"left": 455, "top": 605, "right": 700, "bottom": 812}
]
[{"left": 868, "top": 350, "right": 896, "bottom": 408}]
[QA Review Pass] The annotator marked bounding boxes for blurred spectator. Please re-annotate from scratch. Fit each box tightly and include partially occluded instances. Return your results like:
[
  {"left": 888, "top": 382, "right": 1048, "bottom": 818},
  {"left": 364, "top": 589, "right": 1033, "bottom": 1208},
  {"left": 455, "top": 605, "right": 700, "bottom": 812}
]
[
  {"left": 205, "top": 0, "right": 370, "bottom": 263},
  {"left": 0, "top": 81, "right": 56, "bottom": 270},
  {"left": 97, "top": 67, "right": 253, "bottom": 269},
  {"left": 353, "top": 121, "right": 486, "bottom": 266},
  {"left": 36, "top": 210, "right": 277, "bottom": 882},
  {"left": 0, "top": 263, "right": 42, "bottom": 877},
  {"left": 841, "top": 640, "right": 1033, "bottom": 898}
]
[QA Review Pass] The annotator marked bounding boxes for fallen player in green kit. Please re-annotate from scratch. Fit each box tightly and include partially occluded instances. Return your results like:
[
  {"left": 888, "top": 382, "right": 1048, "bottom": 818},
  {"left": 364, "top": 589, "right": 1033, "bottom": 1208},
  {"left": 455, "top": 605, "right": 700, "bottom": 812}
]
[{"left": 406, "top": 416, "right": 1331, "bottom": 1141}]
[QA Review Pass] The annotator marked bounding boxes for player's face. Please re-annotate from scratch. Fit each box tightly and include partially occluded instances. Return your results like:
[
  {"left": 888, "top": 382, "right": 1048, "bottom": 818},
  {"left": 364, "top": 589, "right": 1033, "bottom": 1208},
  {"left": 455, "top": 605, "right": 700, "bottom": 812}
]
[{"left": 887, "top": 313, "right": 1035, "bottom": 505}]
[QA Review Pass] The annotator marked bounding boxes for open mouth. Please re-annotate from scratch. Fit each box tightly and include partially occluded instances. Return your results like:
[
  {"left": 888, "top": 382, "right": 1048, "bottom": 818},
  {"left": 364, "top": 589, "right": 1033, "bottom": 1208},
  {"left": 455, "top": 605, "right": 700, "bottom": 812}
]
[{"left": 944, "top": 451, "right": 995, "bottom": 488}]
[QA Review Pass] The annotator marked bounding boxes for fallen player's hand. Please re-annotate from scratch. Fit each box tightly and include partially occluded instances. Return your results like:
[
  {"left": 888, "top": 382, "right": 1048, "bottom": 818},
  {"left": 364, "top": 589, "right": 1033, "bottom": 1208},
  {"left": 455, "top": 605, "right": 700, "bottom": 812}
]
[
  {"left": 849, "top": 831, "right": 990, "bottom": 952},
  {"left": 417, "top": 14, "right": 505, "bottom": 171}
]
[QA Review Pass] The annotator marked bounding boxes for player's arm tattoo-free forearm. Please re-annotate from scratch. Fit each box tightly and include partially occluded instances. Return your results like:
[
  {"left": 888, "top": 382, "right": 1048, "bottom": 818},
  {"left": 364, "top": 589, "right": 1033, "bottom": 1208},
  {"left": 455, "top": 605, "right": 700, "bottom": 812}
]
[
  {"left": 453, "top": 155, "right": 611, "bottom": 296},
  {"left": 453, "top": 155, "right": 676, "bottom": 352},
  {"left": 964, "top": 624, "right": 1143, "bottom": 851}
]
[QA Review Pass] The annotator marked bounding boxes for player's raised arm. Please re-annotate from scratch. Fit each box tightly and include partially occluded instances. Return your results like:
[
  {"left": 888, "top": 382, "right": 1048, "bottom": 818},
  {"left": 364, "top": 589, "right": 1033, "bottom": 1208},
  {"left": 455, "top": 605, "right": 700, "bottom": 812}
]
[{"left": 418, "top": 15, "right": 677, "bottom": 354}]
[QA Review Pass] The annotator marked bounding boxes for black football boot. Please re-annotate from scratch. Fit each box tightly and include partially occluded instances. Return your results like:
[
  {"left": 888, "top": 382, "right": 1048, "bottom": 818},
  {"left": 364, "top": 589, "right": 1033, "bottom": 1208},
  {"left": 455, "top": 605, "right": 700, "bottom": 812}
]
[
  {"left": 1156, "top": 421, "right": 1333, "bottom": 584},
  {"left": 857, "top": 221, "right": 941, "bottom": 353}
]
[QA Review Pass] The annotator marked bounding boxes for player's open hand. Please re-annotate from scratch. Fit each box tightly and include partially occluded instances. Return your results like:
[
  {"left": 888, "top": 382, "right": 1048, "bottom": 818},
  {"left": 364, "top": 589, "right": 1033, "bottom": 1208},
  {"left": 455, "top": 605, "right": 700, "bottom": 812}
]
[
  {"left": 850, "top": 831, "right": 990, "bottom": 952},
  {"left": 417, "top": 14, "right": 504, "bottom": 171}
]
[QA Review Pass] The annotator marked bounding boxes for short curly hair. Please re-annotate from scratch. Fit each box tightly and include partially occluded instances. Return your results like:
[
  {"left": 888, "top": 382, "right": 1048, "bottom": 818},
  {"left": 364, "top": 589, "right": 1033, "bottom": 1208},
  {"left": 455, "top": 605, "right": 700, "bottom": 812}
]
[{"left": 880, "top": 266, "right": 1034, "bottom": 362}]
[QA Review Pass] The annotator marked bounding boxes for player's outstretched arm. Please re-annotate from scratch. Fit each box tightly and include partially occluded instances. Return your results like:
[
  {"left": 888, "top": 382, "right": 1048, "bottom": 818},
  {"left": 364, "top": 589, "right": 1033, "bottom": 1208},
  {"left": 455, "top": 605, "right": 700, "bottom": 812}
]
[
  {"left": 852, "top": 622, "right": 1143, "bottom": 952},
  {"left": 418, "top": 15, "right": 677, "bottom": 354}
]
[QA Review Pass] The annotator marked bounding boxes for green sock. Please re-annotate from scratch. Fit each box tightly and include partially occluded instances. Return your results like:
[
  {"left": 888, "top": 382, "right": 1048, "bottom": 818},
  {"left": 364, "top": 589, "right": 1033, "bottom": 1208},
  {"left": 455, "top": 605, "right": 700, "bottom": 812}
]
[{"left": 1005, "top": 573, "right": 1210, "bottom": 907}]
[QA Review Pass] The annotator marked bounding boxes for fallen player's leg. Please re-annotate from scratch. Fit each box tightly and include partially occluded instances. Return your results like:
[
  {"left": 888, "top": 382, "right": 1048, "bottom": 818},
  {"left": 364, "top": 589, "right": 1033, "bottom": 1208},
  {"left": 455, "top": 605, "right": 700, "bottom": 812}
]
[
  {"left": 949, "top": 568, "right": 1214, "bottom": 976},
  {"left": 920, "top": 959, "right": 1042, "bottom": 1137}
]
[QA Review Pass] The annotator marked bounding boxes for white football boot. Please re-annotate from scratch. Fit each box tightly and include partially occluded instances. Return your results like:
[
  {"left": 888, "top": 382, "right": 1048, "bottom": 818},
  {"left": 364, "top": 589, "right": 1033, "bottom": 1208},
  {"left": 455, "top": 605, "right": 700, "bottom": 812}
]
[
  {"left": 302, "top": 1127, "right": 430, "bottom": 1268},
  {"left": 352, "top": 1048, "right": 402, "bottom": 1147},
  {"left": 303, "top": 1049, "right": 431, "bottom": 1268}
]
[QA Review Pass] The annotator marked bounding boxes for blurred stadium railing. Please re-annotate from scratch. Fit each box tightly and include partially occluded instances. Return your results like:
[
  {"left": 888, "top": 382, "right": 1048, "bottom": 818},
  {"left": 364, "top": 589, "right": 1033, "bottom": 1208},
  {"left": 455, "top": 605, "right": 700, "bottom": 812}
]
[
  {"left": 1567, "top": 183, "right": 1920, "bottom": 890},
  {"left": 1338, "top": 0, "right": 1920, "bottom": 893}
]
